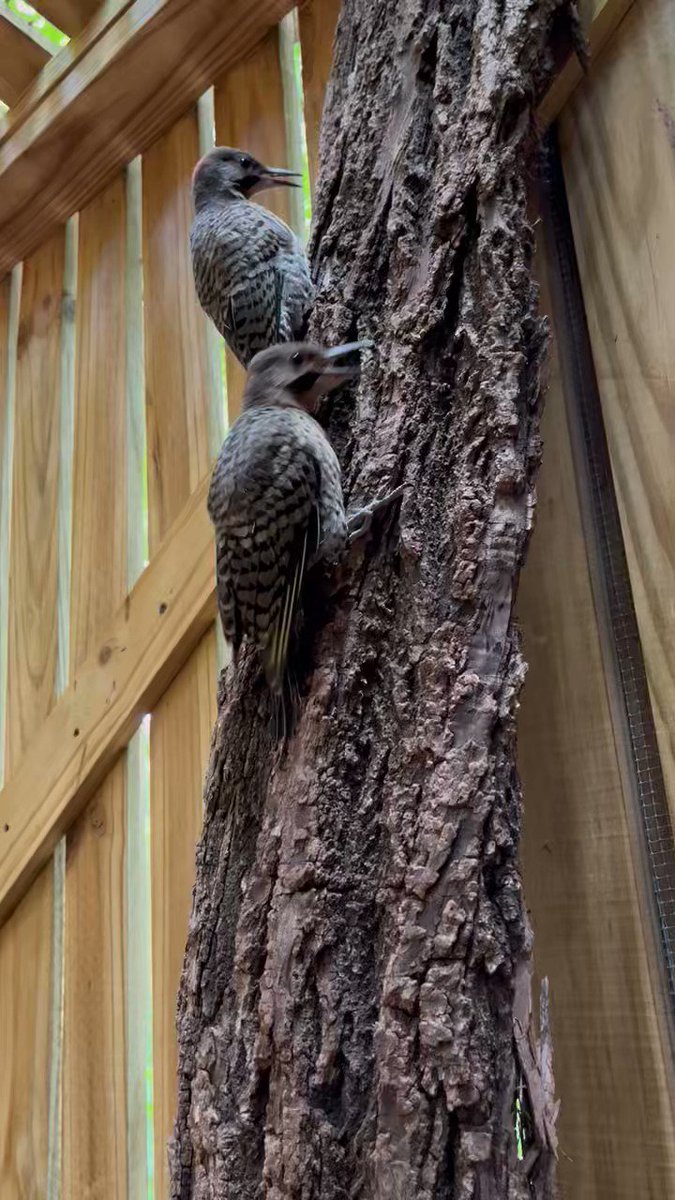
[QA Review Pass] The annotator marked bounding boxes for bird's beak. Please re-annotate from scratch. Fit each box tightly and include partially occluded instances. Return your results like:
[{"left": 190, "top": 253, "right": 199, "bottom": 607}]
[
  {"left": 249, "top": 165, "right": 303, "bottom": 195},
  {"left": 317, "top": 340, "right": 375, "bottom": 390}
]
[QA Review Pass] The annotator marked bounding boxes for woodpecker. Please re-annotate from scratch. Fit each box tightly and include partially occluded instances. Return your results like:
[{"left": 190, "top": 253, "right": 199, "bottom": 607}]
[
  {"left": 207, "top": 342, "right": 403, "bottom": 694},
  {"left": 190, "top": 146, "right": 314, "bottom": 367}
]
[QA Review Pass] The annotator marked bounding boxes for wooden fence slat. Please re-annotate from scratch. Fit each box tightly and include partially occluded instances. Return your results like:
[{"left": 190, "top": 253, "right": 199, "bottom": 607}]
[
  {"left": 143, "top": 109, "right": 213, "bottom": 553},
  {"left": 150, "top": 629, "right": 217, "bottom": 1195},
  {"left": 518, "top": 254, "right": 675, "bottom": 1199},
  {"left": 0, "top": 237, "right": 63, "bottom": 1199},
  {"left": 6, "top": 233, "right": 64, "bottom": 771},
  {"left": 214, "top": 28, "right": 293, "bottom": 422},
  {"left": 298, "top": 0, "right": 341, "bottom": 193},
  {"left": 63, "top": 174, "right": 128, "bottom": 1199},
  {"left": 559, "top": 0, "right": 675, "bottom": 824},
  {"left": 0, "top": 866, "right": 53, "bottom": 1196}
]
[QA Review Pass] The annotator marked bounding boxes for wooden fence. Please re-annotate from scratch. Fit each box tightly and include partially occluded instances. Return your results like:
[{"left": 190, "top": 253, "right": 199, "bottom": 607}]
[{"left": 0, "top": 0, "right": 672, "bottom": 1196}]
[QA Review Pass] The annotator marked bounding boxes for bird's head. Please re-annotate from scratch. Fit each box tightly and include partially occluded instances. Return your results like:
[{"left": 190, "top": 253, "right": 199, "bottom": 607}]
[
  {"left": 192, "top": 147, "right": 301, "bottom": 208},
  {"left": 243, "top": 342, "right": 372, "bottom": 414}
]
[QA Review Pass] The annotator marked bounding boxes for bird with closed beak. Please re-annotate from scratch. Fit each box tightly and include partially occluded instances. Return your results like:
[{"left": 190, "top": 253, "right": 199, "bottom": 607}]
[
  {"left": 190, "top": 146, "right": 314, "bottom": 367},
  {"left": 207, "top": 341, "right": 403, "bottom": 695}
]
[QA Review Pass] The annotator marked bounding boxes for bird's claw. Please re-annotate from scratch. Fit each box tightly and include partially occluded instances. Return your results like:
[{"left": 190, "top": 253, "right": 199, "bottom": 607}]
[{"left": 347, "top": 485, "right": 404, "bottom": 543}]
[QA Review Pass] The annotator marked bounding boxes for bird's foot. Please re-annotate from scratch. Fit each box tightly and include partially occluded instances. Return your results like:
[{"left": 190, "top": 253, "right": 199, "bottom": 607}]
[{"left": 347, "top": 485, "right": 405, "bottom": 542}]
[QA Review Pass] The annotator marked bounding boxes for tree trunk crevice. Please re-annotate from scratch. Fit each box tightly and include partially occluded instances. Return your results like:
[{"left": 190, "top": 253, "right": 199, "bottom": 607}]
[{"left": 171, "top": 1, "right": 578, "bottom": 1196}]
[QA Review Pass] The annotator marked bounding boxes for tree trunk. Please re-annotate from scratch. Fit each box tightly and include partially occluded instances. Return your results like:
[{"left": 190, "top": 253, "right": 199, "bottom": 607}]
[{"left": 170, "top": 0, "right": 578, "bottom": 1196}]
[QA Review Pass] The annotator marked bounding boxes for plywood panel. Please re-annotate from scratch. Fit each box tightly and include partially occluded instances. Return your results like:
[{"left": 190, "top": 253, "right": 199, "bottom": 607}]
[
  {"left": 518, "top": 266, "right": 675, "bottom": 1198},
  {"left": 63, "top": 173, "right": 128, "bottom": 1198},
  {"left": 150, "top": 628, "right": 216, "bottom": 1196},
  {"left": 560, "top": 0, "right": 675, "bottom": 824},
  {"left": 298, "top": 0, "right": 341, "bottom": 190},
  {"left": 6, "top": 233, "right": 64, "bottom": 771},
  {"left": 143, "top": 109, "right": 212, "bottom": 554},
  {"left": 214, "top": 28, "right": 291, "bottom": 422},
  {"left": 0, "top": 243, "right": 59, "bottom": 1199},
  {"left": 0, "top": 866, "right": 53, "bottom": 1199}
]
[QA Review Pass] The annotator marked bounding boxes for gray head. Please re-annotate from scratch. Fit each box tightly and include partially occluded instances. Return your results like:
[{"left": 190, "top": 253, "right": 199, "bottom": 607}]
[
  {"left": 243, "top": 342, "right": 372, "bottom": 414},
  {"left": 192, "top": 146, "right": 301, "bottom": 209}
]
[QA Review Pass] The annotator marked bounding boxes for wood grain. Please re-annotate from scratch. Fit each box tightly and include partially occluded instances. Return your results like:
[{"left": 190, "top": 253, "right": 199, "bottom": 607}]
[
  {"left": 150, "top": 628, "right": 216, "bottom": 1196},
  {"left": 298, "top": 0, "right": 341, "bottom": 192},
  {"left": 0, "top": 0, "right": 294, "bottom": 275},
  {"left": 5, "top": 232, "right": 64, "bottom": 772},
  {"left": 518, "top": 252, "right": 675, "bottom": 1199},
  {"left": 214, "top": 27, "right": 292, "bottom": 422},
  {"left": 62, "top": 767, "right": 127, "bottom": 1198},
  {"left": 0, "top": 244, "right": 58, "bottom": 1199},
  {"left": 538, "top": 0, "right": 636, "bottom": 125},
  {"left": 70, "top": 175, "right": 127, "bottom": 670},
  {"left": 62, "top": 173, "right": 129, "bottom": 1197},
  {"left": 0, "top": 468, "right": 217, "bottom": 924},
  {"left": 0, "top": 9, "right": 51, "bottom": 109},
  {"left": 0, "top": 866, "right": 53, "bottom": 1198},
  {"left": 142, "top": 109, "right": 212, "bottom": 553},
  {"left": 560, "top": 0, "right": 675, "bottom": 823}
]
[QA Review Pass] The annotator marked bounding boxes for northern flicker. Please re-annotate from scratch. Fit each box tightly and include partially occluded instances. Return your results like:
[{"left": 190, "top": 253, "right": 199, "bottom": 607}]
[
  {"left": 207, "top": 341, "right": 403, "bottom": 693},
  {"left": 190, "top": 146, "right": 314, "bottom": 367}
]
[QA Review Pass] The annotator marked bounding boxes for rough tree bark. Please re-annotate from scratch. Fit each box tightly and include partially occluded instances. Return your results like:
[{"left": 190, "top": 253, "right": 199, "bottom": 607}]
[{"left": 171, "top": 0, "right": 578, "bottom": 1196}]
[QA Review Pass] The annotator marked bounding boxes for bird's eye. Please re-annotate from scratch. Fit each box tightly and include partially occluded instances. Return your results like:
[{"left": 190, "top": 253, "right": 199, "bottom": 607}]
[
  {"left": 239, "top": 155, "right": 250, "bottom": 168},
  {"left": 291, "top": 352, "right": 302, "bottom": 365}
]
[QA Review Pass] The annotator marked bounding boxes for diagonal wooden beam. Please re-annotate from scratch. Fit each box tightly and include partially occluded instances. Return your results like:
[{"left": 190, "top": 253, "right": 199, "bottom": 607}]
[
  {"left": 0, "top": 7, "right": 52, "bottom": 108},
  {"left": 0, "top": 0, "right": 295, "bottom": 275},
  {"left": 0, "top": 471, "right": 217, "bottom": 925}
]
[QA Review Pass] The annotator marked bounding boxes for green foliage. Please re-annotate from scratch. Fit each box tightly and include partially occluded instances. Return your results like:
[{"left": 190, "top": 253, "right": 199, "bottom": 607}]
[{"left": 4, "top": 0, "right": 69, "bottom": 49}]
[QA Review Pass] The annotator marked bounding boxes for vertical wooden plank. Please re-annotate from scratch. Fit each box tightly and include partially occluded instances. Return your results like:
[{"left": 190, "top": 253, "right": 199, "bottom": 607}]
[
  {"left": 298, "top": 0, "right": 341, "bottom": 192},
  {"left": 518, "top": 254, "right": 675, "bottom": 1199},
  {"left": 0, "top": 237, "right": 63, "bottom": 1199},
  {"left": 6, "top": 232, "right": 64, "bottom": 770},
  {"left": 0, "top": 265, "right": 21, "bottom": 787},
  {"left": 0, "top": 867, "right": 53, "bottom": 1198},
  {"left": 124, "top": 154, "right": 154, "bottom": 1200},
  {"left": 150, "top": 629, "right": 217, "bottom": 1196},
  {"left": 214, "top": 29, "right": 292, "bottom": 422},
  {"left": 63, "top": 174, "right": 128, "bottom": 1200},
  {"left": 559, "top": 0, "right": 675, "bottom": 823},
  {"left": 143, "top": 109, "right": 212, "bottom": 555}
]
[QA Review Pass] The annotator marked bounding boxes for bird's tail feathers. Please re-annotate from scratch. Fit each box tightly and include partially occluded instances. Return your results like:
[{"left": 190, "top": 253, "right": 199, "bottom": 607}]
[{"left": 261, "top": 525, "right": 309, "bottom": 696}]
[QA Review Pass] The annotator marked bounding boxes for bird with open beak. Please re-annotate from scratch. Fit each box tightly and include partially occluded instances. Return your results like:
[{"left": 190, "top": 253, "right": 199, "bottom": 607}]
[
  {"left": 190, "top": 146, "right": 314, "bottom": 367},
  {"left": 207, "top": 341, "right": 403, "bottom": 696}
]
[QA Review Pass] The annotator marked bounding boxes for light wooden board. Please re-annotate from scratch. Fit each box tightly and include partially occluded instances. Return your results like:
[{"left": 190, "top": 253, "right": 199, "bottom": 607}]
[
  {"left": 517, "top": 253, "right": 675, "bottom": 1199},
  {"left": 62, "top": 764, "right": 127, "bottom": 1198},
  {"left": 0, "top": 9, "right": 51, "bottom": 109},
  {"left": 560, "top": 0, "right": 675, "bottom": 824},
  {"left": 62, "top": 173, "right": 129, "bottom": 1197},
  {"left": 70, "top": 175, "right": 127, "bottom": 670},
  {"left": 0, "top": 242, "right": 59, "bottom": 1199},
  {"left": 0, "top": 865, "right": 53, "bottom": 1198},
  {"left": 142, "top": 108, "right": 212, "bottom": 553},
  {"left": 0, "top": 0, "right": 295, "bottom": 274},
  {"left": 214, "top": 27, "right": 292, "bottom": 421},
  {"left": 150, "top": 628, "right": 216, "bottom": 1195},
  {"left": 5, "top": 232, "right": 64, "bottom": 771},
  {"left": 298, "top": 0, "right": 341, "bottom": 192},
  {"left": 0, "top": 468, "right": 216, "bottom": 924},
  {"left": 538, "top": 0, "right": 636, "bottom": 125}
]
